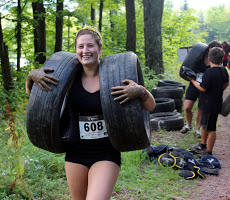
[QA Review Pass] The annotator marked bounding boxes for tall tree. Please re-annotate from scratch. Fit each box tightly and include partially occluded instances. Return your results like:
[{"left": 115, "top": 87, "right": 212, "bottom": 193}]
[
  {"left": 98, "top": 0, "right": 104, "bottom": 32},
  {"left": 16, "top": 0, "right": 22, "bottom": 71},
  {"left": 54, "top": 0, "right": 64, "bottom": 52},
  {"left": 0, "top": 14, "right": 13, "bottom": 90},
  {"left": 181, "top": 0, "right": 189, "bottom": 11},
  {"left": 143, "top": 0, "right": 164, "bottom": 75},
  {"left": 32, "top": 1, "right": 46, "bottom": 64},
  {"left": 91, "top": 4, "right": 95, "bottom": 25},
  {"left": 16, "top": 0, "right": 28, "bottom": 71},
  {"left": 125, "top": 0, "right": 136, "bottom": 53}
]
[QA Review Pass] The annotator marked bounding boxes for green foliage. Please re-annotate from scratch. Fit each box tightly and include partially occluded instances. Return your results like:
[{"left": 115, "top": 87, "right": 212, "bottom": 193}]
[
  {"left": 0, "top": 107, "right": 68, "bottom": 199},
  {"left": 142, "top": 66, "right": 159, "bottom": 91},
  {"left": 204, "top": 5, "right": 230, "bottom": 42},
  {"left": 0, "top": 102, "right": 32, "bottom": 199},
  {"left": 0, "top": 65, "right": 30, "bottom": 116},
  {"left": 162, "top": 1, "right": 208, "bottom": 81}
]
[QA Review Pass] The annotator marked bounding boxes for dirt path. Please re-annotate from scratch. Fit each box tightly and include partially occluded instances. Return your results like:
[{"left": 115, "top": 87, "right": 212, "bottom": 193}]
[{"left": 187, "top": 82, "right": 230, "bottom": 200}]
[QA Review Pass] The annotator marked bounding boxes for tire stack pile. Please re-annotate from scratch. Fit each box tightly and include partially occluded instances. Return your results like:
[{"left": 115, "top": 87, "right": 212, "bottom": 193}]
[{"left": 150, "top": 79, "right": 186, "bottom": 131}]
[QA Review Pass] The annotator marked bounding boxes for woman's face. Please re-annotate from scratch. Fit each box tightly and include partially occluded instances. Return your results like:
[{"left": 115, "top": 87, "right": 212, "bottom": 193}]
[{"left": 75, "top": 34, "right": 102, "bottom": 67}]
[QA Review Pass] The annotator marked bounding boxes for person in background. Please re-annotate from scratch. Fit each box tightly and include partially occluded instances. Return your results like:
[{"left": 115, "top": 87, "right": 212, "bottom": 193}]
[
  {"left": 188, "top": 47, "right": 229, "bottom": 156},
  {"left": 227, "top": 57, "right": 230, "bottom": 70},
  {"left": 25, "top": 26, "right": 155, "bottom": 200},
  {"left": 222, "top": 41, "right": 230, "bottom": 67},
  {"left": 180, "top": 40, "right": 222, "bottom": 138}
]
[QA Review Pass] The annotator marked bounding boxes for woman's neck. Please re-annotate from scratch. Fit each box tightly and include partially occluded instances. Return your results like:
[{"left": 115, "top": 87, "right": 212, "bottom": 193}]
[{"left": 82, "top": 64, "right": 99, "bottom": 77}]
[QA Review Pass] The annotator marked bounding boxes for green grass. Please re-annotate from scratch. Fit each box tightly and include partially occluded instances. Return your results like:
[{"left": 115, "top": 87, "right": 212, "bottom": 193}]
[
  {"left": 0, "top": 106, "right": 202, "bottom": 200},
  {"left": 111, "top": 149, "right": 197, "bottom": 200}
]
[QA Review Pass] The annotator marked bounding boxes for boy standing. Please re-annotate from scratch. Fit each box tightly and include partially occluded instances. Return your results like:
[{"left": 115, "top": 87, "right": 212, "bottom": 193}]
[{"left": 189, "top": 47, "right": 229, "bottom": 156}]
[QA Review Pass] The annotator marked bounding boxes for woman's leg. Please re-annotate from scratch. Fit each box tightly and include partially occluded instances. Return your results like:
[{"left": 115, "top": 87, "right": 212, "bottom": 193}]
[
  {"left": 65, "top": 161, "right": 89, "bottom": 200},
  {"left": 196, "top": 107, "right": 202, "bottom": 130},
  {"left": 184, "top": 99, "right": 195, "bottom": 127},
  {"left": 201, "top": 126, "right": 209, "bottom": 145},
  {"left": 207, "top": 131, "right": 216, "bottom": 152},
  {"left": 86, "top": 161, "right": 120, "bottom": 200}
]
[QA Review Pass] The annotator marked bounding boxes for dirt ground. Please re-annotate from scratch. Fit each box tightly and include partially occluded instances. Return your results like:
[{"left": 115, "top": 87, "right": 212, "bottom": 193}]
[{"left": 183, "top": 82, "right": 230, "bottom": 200}]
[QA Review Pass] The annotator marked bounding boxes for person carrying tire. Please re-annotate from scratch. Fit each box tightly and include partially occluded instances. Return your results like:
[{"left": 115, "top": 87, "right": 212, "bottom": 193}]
[
  {"left": 180, "top": 40, "right": 222, "bottom": 138},
  {"left": 187, "top": 47, "right": 229, "bottom": 156},
  {"left": 25, "top": 26, "right": 155, "bottom": 200}
]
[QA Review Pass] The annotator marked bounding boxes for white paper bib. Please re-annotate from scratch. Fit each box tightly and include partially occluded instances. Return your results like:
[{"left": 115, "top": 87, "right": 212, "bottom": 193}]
[{"left": 79, "top": 115, "right": 108, "bottom": 139}]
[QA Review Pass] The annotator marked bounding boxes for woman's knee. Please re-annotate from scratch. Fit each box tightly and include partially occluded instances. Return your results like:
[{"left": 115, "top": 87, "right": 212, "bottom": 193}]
[
  {"left": 184, "top": 100, "right": 194, "bottom": 112},
  {"left": 87, "top": 161, "right": 120, "bottom": 200},
  {"left": 65, "top": 162, "right": 89, "bottom": 200}
]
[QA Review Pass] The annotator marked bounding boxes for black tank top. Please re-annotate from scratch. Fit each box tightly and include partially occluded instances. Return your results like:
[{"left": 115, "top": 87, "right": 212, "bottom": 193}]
[
  {"left": 67, "top": 72, "right": 103, "bottom": 116},
  {"left": 64, "top": 72, "right": 113, "bottom": 153}
]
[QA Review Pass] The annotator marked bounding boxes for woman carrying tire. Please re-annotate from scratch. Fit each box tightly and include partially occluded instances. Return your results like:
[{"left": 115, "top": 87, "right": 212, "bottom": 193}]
[
  {"left": 25, "top": 26, "right": 155, "bottom": 200},
  {"left": 180, "top": 40, "right": 222, "bottom": 138}
]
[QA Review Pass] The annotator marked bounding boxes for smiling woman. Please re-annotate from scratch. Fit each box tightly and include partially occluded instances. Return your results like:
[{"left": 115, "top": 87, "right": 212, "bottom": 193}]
[{"left": 25, "top": 25, "right": 156, "bottom": 200}]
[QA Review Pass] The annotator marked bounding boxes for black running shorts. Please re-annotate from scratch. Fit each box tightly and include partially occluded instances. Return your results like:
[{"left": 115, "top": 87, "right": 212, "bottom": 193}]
[
  {"left": 201, "top": 112, "right": 218, "bottom": 131},
  {"left": 185, "top": 82, "right": 200, "bottom": 102},
  {"left": 65, "top": 149, "right": 121, "bottom": 168}
]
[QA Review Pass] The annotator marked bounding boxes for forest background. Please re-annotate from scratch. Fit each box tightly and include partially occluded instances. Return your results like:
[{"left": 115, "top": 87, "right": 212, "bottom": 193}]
[{"left": 0, "top": 0, "right": 230, "bottom": 199}]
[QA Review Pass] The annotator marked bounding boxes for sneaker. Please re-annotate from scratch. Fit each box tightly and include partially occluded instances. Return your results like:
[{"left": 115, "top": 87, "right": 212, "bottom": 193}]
[
  {"left": 197, "top": 150, "right": 212, "bottom": 158},
  {"left": 188, "top": 144, "right": 206, "bottom": 154},
  {"left": 194, "top": 130, "right": 201, "bottom": 138},
  {"left": 180, "top": 125, "right": 192, "bottom": 134}
]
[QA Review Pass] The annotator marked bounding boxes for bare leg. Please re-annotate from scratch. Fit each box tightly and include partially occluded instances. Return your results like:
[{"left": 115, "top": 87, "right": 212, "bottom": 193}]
[
  {"left": 86, "top": 161, "right": 120, "bottom": 200},
  {"left": 201, "top": 126, "right": 209, "bottom": 145},
  {"left": 207, "top": 131, "right": 216, "bottom": 152},
  {"left": 196, "top": 107, "right": 202, "bottom": 130},
  {"left": 65, "top": 161, "right": 89, "bottom": 200},
  {"left": 184, "top": 99, "right": 195, "bottom": 127}
]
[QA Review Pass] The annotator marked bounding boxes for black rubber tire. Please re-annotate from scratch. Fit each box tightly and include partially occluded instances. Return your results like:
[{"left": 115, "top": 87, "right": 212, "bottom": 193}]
[
  {"left": 174, "top": 98, "right": 183, "bottom": 113},
  {"left": 26, "top": 51, "right": 80, "bottom": 153},
  {"left": 99, "top": 52, "right": 151, "bottom": 152},
  {"left": 151, "top": 86, "right": 184, "bottom": 99},
  {"left": 150, "top": 115, "right": 184, "bottom": 131},
  {"left": 151, "top": 98, "right": 175, "bottom": 113},
  {"left": 150, "top": 111, "right": 182, "bottom": 119},
  {"left": 221, "top": 94, "right": 230, "bottom": 117},
  {"left": 157, "top": 79, "right": 186, "bottom": 92},
  {"left": 179, "top": 42, "right": 208, "bottom": 81}
]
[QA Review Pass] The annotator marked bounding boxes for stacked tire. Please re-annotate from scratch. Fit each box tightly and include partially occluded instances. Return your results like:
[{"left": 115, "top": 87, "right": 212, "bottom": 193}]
[{"left": 150, "top": 79, "right": 185, "bottom": 131}]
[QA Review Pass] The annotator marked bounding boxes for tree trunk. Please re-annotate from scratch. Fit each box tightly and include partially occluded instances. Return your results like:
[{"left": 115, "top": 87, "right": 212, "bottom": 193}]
[
  {"left": 143, "top": 0, "right": 164, "bottom": 75},
  {"left": 67, "top": 15, "right": 70, "bottom": 51},
  {"left": 98, "top": 0, "right": 103, "bottom": 32},
  {"left": 16, "top": 0, "right": 22, "bottom": 71},
  {"left": 91, "top": 5, "right": 95, "bottom": 25},
  {"left": 109, "top": 9, "right": 114, "bottom": 30},
  {"left": 54, "top": 0, "right": 64, "bottom": 53},
  {"left": 125, "top": 0, "right": 136, "bottom": 53},
  {"left": 0, "top": 14, "right": 13, "bottom": 90},
  {"left": 32, "top": 1, "right": 46, "bottom": 64}
]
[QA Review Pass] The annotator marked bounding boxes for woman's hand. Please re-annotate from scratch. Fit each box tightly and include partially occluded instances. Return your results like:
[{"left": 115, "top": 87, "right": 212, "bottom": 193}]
[
  {"left": 111, "top": 79, "right": 146, "bottom": 104},
  {"left": 26, "top": 68, "right": 59, "bottom": 94}
]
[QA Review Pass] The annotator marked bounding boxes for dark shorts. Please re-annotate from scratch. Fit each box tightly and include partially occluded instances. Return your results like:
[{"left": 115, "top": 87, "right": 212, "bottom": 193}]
[
  {"left": 201, "top": 112, "right": 218, "bottom": 131},
  {"left": 65, "top": 149, "right": 121, "bottom": 168},
  {"left": 185, "top": 82, "right": 200, "bottom": 102}
]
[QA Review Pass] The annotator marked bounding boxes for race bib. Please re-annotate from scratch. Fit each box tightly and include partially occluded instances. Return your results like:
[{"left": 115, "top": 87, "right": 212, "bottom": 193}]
[
  {"left": 79, "top": 115, "right": 108, "bottom": 139},
  {"left": 196, "top": 73, "right": 203, "bottom": 83}
]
